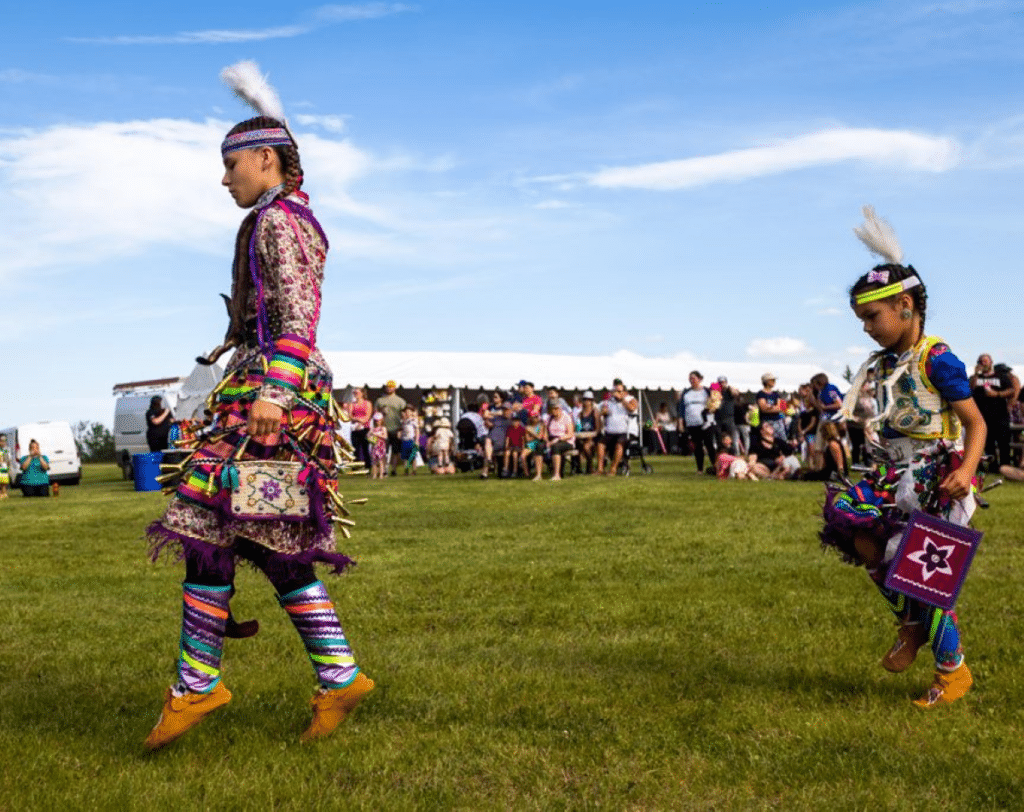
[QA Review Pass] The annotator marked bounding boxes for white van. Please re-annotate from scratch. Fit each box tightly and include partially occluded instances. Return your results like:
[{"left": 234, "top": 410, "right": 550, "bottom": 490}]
[
  {"left": 112, "top": 363, "right": 224, "bottom": 479},
  {"left": 1, "top": 421, "right": 82, "bottom": 486}
]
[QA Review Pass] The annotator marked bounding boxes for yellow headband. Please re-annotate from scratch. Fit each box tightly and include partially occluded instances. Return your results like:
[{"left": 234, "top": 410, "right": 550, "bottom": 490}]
[{"left": 854, "top": 274, "right": 921, "bottom": 305}]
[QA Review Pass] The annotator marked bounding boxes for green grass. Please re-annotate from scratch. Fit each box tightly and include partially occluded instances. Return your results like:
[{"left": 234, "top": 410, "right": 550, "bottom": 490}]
[{"left": 1, "top": 461, "right": 1022, "bottom": 811}]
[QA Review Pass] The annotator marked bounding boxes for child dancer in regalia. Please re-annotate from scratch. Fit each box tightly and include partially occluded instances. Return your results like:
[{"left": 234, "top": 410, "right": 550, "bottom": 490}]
[
  {"left": 820, "top": 206, "right": 985, "bottom": 708},
  {"left": 144, "top": 62, "right": 373, "bottom": 749}
]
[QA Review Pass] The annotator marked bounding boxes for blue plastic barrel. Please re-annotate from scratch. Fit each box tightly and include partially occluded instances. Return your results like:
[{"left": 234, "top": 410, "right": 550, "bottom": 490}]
[{"left": 133, "top": 452, "right": 163, "bottom": 492}]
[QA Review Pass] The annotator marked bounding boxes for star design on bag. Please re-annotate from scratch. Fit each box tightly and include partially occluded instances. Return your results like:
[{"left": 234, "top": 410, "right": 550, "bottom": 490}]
[
  {"left": 259, "top": 479, "right": 283, "bottom": 501},
  {"left": 907, "top": 536, "right": 955, "bottom": 582}
]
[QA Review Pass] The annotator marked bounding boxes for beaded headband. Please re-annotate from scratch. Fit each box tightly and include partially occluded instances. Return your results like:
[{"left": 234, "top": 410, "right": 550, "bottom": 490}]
[
  {"left": 853, "top": 273, "right": 922, "bottom": 305},
  {"left": 221, "top": 126, "right": 292, "bottom": 156}
]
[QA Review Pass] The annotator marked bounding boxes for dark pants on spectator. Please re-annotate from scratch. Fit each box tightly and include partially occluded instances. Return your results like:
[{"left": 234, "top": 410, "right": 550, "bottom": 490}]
[
  {"left": 983, "top": 415, "right": 1011, "bottom": 470},
  {"left": 686, "top": 426, "right": 716, "bottom": 473},
  {"left": 351, "top": 428, "right": 370, "bottom": 465},
  {"left": 21, "top": 483, "right": 50, "bottom": 497},
  {"left": 848, "top": 424, "right": 867, "bottom": 466}
]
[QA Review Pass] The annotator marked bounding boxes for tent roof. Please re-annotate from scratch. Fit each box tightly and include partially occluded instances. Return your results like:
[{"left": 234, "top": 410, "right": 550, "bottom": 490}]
[{"left": 322, "top": 349, "right": 838, "bottom": 393}]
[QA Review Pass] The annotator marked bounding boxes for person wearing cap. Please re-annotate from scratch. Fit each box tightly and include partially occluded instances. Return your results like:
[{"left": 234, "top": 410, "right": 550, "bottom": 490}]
[
  {"left": 374, "top": 380, "right": 407, "bottom": 476},
  {"left": 575, "top": 391, "right": 601, "bottom": 473},
  {"left": 541, "top": 398, "right": 576, "bottom": 480},
  {"left": 756, "top": 372, "right": 787, "bottom": 441}
]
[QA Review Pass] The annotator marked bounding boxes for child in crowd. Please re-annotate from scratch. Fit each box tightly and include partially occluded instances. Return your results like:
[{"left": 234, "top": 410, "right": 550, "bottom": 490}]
[
  {"left": 369, "top": 412, "right": 388, "bottom": 479},
  {"left": 820, "top": 206, "right": 985, "bottom": 708},
  {"left": 504, "top": 412, "right": 526, "bottom": 477},
  {"left": 432, "top": 417, "right": 454, "bottom": 471},
  {"left": 400, "top": 405, "right": 420, "bottom": 474}
]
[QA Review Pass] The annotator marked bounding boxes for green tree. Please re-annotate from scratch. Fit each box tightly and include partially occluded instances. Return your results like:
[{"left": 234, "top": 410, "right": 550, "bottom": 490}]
[{"left": 73, "top": 421, "right": 116, "bottom": 463}]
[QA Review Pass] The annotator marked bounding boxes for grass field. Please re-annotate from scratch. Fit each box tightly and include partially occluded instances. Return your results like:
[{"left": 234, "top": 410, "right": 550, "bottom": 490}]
[{"left": 1, "top": 460, "right": 1022, "bottom": 811}]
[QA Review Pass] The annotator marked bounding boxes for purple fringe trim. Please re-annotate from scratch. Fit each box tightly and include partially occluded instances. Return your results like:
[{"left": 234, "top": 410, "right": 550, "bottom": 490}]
[
  {"left": 146, "top": 521, "right": 355, "bottom": 579},
  {"left": 818, "top": 486, "right": 903, "bottom": 566}
]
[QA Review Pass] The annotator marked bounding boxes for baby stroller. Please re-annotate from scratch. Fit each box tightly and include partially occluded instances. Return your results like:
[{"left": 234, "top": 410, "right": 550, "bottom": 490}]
[
  {"left": 454, "top": 415, "right": 484, "bottom": 473},
  {"left": 619, "top": 412, "right": 653, "bottom": 475}
]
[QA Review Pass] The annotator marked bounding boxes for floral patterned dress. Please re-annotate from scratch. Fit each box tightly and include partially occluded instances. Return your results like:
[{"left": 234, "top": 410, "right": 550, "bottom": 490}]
[{"left": 148, "top": 191, "right": 357, "bottom": 574}]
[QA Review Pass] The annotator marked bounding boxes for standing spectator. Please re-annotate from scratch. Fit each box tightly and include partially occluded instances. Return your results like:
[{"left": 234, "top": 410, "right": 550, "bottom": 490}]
[
  {"left": 795, "top": 384, "right": 820, "bottom": 467},
  {"left": 575, "top": 391, "right": 601, "bottom": 473},
  {"left": 811, "top": 373, "right": 845, "bottom": 431},
  {"left": 654, "top": 401, "right": 677, "bottom": 454},
  {"left": 488, "top": 402, "right": 513, "bottom": 471},
  {"left": 679, "top": 371, "right": 716, "bottom": 473},
  {"left": 348, "top": 387, "right": 372, "bottom": 465},
  {"left": 715, "top": 376, "right": 740, "bottom": 455},
  {"left": 399, "top": 405, "right": 421, "bottom": 474},
  {"left": 543, "top": 399, "right": 576, "bottom": 480},
  {"left": 431, "top": 417, "right": 455, "bottom": 473},
  {"left": 19, "top": 439, "right": 51, "bottom": 497},
  {"left": 0, "top": 434, "right": 10, "bottom": 499},
  {"left": 756, "top": 373, "right": 787, "bottom": 440},
  {"left": 374, "top": 380, "right": 407, "bottom": 476},
  {"left": 596, "top": 379, "right": 636, "bottom": 475},
  {"left": 368, "top": 413, "right": 388, "bottom": 479},
  {"left": 848, "top": 381, "right": 878, "bottom": 466},
  {"left": 971, "top": 354, "right": 1016, "bottom": 472},
  {"left": 146, "top": 396, "right": 173, "bottom": 452},
  {"left": 735, "top": 394, "right": 752, "bottom": 455},
  {"left": 518, "top": 381, "right": 543, "bottom": 420}
]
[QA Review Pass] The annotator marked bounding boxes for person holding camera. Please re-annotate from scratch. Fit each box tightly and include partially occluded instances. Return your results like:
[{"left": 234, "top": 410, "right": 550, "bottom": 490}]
[{"left": 19, "top": 439, "right": 51, "bottom": 497}]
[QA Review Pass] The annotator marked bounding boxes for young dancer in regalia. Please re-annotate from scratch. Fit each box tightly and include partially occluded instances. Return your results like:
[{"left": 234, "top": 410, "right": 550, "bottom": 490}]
[
  {"left": 820, "top": 206, "right": 985, "bottom": 708},
  {"left": 144, "top": 62, "right": 373, "bottom": 749}
]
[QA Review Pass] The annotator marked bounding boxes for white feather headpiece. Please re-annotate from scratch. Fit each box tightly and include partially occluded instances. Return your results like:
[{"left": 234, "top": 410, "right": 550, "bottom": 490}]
[
  {"left": 853, "top": 205, "right": 904, "bottom": 265},
  {"left": 220, "top": 60, "right": 287, "bottom": 123}
]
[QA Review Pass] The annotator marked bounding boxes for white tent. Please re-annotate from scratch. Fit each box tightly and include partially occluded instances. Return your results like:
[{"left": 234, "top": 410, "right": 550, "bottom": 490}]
[{"left": 321, "top": 349, "right": 837, "bottom": 394}]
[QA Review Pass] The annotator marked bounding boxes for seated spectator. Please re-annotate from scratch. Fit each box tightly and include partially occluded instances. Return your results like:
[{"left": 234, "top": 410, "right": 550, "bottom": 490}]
[
  {"left": 714, "top": 434, "right": 758, "bottom": 480},
  {"left": 575, "top": 391, "right": 601, "bottom": 474},
  {"left": 488, "top": 402, "right": 513, "bottom": 471},
  {"left": 848, "top": 381, "right": 878, "bottom": 466},
  {"left": 747, "top": 422, "right": 801, "bottom": 480},
  {"left": 503, "top": 411, "right": 527, "bottom": 478},
  {"left": 802, "top": 420, "right": 849, "bottom": 482},
  {"left": 523, "top": 413, "right": 545, "bottom": 480},
  {"left": 542, "top": 399, "right": 576, "bottom": 480},
  {"left": 518, "top": 381, "right": 543, "bottom": 420},
  {"left": 596, "top": 379, "right": 636, "bottom": 475}
]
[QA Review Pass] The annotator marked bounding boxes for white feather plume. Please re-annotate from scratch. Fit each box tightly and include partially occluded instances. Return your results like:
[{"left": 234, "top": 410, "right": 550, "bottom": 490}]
[
  {"left": 853, "top": 205, "right": 904, "bottom": 265},
  {"left": 220, "top": 60, "right": 286, "bottom": 123}
]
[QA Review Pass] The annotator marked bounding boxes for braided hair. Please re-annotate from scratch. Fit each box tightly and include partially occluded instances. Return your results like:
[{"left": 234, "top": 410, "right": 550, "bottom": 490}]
[
  {"left": 848, "top": 263, "right": 928, "bottom": 331},
  {"left": 225, "top": 116, "right": 304, "bottom": 197}
]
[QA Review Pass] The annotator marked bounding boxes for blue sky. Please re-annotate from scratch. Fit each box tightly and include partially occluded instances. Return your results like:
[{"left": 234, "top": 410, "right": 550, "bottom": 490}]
[{"left": 2, "top": 0, "right": 1022, "bottom": 428}]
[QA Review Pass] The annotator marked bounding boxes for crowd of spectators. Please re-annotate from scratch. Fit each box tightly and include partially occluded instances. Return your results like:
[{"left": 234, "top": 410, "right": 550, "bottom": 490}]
[{"left": 339, "top": 357, "right": 1024, "bottom": 485}]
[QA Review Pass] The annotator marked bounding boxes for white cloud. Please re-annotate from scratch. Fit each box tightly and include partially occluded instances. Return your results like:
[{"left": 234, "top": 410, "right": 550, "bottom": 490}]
[
  {"left": 846, "top": 345, "right": 872, "bottom": 357},
  {"left": 295, "top": 114, "right": 348, "bottom": 134},
  {"left": 0, "top": 119, "right": 375, "bottom": 278},
  {"left": 68, "top": 3, "right": 414, "bottom": 45},
  {"left": 533, "top": 199, "right": 572, "bottom": 209},
  {"left": 589, "top": 127, "right": 961, "bottom": 190},
  {"left": 746, "top": 337, "right": 812, "bottom": 357}
]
